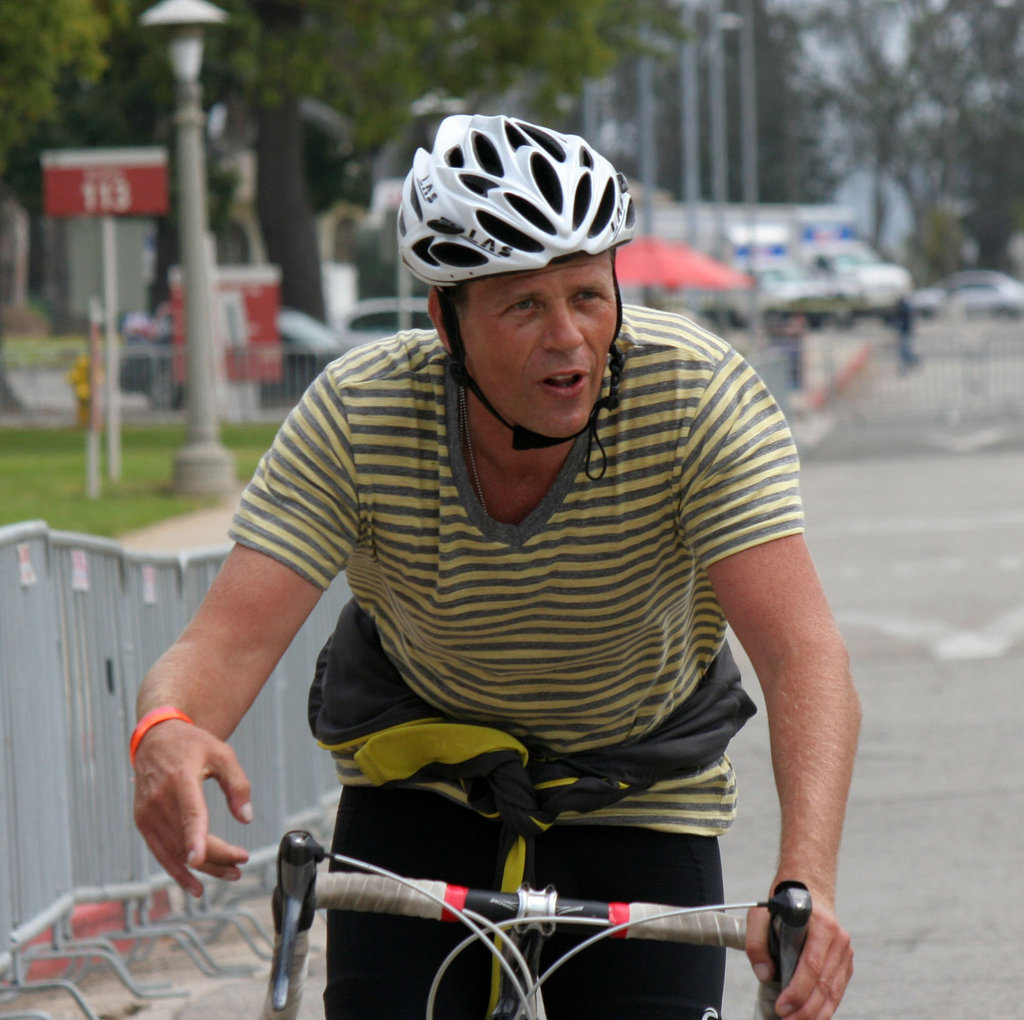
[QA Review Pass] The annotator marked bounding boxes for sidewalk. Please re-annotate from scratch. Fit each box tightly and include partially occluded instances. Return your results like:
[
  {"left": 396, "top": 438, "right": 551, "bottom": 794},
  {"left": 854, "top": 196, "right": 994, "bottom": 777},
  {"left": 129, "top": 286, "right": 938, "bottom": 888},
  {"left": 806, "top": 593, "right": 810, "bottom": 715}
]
[
  {"left": 118, "top": 486, "right": 246, "bottom": 553},
  {"left": 13, "top": 879, "right": 328, "bottom": 1020}
]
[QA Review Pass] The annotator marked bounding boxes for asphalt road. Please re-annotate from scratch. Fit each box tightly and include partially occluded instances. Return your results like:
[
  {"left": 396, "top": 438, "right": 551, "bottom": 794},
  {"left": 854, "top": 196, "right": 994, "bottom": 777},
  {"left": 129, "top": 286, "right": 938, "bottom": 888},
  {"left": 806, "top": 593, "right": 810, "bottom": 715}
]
[{"left": 721, "top": 442, "right": 1024, "bottom": 1018}]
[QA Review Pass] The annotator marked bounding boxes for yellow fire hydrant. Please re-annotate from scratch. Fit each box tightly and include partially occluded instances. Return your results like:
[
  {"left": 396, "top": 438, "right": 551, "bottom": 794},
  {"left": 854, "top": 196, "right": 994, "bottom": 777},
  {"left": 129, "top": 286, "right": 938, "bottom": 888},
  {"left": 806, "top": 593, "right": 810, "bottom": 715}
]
[{"left": 67, "top": 353, "right": 97, "bottom": 427}]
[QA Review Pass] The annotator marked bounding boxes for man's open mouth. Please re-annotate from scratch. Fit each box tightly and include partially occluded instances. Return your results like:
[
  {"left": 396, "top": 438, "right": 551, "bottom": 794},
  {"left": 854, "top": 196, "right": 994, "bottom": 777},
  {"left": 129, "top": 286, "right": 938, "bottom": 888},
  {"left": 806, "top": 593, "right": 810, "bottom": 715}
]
[{"left": 546, "top": 373, "right": 583, "bottom": 388}]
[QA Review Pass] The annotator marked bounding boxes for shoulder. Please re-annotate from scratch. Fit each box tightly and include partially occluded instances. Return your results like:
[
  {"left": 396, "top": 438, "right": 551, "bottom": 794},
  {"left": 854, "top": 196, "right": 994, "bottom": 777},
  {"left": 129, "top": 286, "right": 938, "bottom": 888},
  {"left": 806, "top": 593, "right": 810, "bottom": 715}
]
[
  {"left": 619, "top": 304, "right": 735, "bottom": 366},
  {"left": 297, "top": 329, "right": 448, "bottom": 429},
  {"left": 269, "top": 328, "right": 446, "bottom": 463},
  {"left": 322, "top": 328, "right": 446, "bottom": 390},
  {"left": 617, "top": 305, "right": 763, "bottom": 408}
]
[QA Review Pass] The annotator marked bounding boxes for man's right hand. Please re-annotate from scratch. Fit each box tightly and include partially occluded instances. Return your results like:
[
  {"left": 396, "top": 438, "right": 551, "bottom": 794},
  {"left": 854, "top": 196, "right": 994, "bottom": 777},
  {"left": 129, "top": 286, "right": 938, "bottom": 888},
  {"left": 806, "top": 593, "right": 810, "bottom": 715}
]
[{"left": 132, "top": 718, "right": 253, "bottom": 897}]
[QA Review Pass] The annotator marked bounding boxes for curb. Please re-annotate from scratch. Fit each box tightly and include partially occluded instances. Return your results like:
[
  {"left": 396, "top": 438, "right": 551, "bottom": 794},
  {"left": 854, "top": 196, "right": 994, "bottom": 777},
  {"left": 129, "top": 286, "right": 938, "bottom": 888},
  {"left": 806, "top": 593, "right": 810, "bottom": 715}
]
[{"left": 804, "top": 341, "right": 873, "bottom": 412}]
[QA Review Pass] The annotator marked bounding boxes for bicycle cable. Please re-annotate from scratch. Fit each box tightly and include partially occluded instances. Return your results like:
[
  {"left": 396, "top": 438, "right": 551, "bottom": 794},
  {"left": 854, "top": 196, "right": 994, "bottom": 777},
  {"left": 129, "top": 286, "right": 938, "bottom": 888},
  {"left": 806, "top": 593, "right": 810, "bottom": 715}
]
[{"left": 326, "top": 851, "right": 539, "bottom": 1016}]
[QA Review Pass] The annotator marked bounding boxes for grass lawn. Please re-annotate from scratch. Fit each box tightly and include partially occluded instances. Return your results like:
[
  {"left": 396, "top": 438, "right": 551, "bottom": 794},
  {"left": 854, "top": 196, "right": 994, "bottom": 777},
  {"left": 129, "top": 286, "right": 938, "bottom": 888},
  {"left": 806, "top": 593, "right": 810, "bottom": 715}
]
[{"left": 0, "top": 423, "right": 282, "bottom": 538}]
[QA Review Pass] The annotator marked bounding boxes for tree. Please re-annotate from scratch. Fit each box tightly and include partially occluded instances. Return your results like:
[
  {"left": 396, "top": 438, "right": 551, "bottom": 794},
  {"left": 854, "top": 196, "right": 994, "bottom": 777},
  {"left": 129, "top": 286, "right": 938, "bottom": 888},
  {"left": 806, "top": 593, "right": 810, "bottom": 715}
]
[
  {"left": 952, "top": 0, "right": 1024, "bottom": 269},
  {"left": 0, "top": 0, "right": 130, "bottom": 172},
  {"left": 797, "top": 0, "right": 1024, "bottom": 276},
  {"left": 542, "top": 1, "right": 836, "bottom": 219},
  {"left": 0, "top": 0, "right": 128, "bottom": 409},
  {"left": 754, "top": 0, "right": 838, "bottom": 204},
  {"left": 798, "top": 0, "right": 914, "bottom": 252}
]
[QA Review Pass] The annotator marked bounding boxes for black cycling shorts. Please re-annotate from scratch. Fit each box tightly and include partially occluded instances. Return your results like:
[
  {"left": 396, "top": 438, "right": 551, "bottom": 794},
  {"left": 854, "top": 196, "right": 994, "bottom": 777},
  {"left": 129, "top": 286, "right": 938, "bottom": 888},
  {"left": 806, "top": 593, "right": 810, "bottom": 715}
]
[{"left": 323, "top": 785, "right": 726, "bottom": 1020}]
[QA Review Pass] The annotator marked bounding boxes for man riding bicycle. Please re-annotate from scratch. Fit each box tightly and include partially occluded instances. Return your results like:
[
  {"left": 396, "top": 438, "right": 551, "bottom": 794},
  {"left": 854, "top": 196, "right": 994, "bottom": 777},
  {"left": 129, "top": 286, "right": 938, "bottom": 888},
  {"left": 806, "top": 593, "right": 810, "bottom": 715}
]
[{"left": 132, "top": 114, "right": 859, "bottom": 1020}]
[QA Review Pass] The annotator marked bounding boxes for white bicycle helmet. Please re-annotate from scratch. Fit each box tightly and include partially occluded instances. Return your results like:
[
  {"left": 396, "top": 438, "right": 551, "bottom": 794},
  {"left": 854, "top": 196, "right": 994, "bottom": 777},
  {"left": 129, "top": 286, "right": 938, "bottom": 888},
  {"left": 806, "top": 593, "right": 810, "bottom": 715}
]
[{"left": 398, "top": 114, "right": 636, "bottom": 285}]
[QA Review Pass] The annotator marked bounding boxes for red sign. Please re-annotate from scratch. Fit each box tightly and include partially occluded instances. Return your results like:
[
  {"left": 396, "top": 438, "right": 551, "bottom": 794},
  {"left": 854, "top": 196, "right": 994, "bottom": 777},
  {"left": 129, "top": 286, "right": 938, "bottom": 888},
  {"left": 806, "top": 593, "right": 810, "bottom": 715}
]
[
  {"left": 169, "top": 265, "right": 283, "bottom": 383},
  {"left": 41, "top": 148, "right": 169, "bottom": 218}
]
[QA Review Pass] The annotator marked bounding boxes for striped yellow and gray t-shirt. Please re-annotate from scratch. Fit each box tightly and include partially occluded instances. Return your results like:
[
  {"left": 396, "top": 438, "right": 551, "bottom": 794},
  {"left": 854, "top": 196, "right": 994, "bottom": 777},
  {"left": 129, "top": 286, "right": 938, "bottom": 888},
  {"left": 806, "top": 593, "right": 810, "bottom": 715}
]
[{"left": 230, "top": 304, "right": 804, "bottom": 836}]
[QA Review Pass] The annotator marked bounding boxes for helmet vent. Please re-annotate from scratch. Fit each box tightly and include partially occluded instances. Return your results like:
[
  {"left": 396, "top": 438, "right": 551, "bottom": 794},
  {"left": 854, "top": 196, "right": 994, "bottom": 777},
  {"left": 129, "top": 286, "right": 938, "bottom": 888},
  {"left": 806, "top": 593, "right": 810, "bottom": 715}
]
[
  {"left": 459, "top": 173, "right": 500, "bottom": 197},
  {"left": 580, "top": 147, "right": 595, "bottom": 170},
  {"left": 518, "top": 122, "right": 566, "bottom": 162},
  {"left": 529, "top": 153, "right": 563, "bottom": 214},
  {"left": 504, "top": 121, "right": 531, "bottom": 150},
  {"left": 472, "top": 132, "right": 504, "bottom": 176},
  {"left": 477, "top": 210, "right": 546, "bottom": 253},
  {"left": 506, "top": 193, "right": 556, "bottom": 236},
  {"left": 427, "top": 217, "right": 464, "bottom": 235},
  {"left": 588, "top": 178, "right": 616, "bottom": 238},
  {"left": 445, "top": 146, "right": 465, "bottom": 168},
  {"left": 412, "top": 238, "right": 440, "bottom": 267},
  {"left": 432, "top": 242, "right": 491, "bottom": 269},
  {"left": 409, "top": 186, "right": 422, "bottom": 222},
  {"left": 572, "top": 174, "right": 592, "bottom": 231}
]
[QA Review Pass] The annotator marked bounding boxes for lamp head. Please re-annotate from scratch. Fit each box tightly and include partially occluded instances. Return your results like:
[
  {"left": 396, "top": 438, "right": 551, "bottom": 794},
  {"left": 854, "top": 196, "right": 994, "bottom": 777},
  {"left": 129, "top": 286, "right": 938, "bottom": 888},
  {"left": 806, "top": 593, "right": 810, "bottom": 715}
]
[{"left": 140, "top": 0, "right": 227, "bottom": 83}]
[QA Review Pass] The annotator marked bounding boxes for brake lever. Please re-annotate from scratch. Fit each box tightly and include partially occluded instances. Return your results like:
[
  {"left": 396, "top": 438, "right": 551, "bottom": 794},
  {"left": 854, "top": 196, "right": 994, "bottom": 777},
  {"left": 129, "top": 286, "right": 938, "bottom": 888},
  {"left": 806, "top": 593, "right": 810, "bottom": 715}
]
[
  {"left": 767, "top": 881, "right": 812, "bottom": 991},
  {"left": 270, "top": 830, "right": 325, "bottom": 1011}
]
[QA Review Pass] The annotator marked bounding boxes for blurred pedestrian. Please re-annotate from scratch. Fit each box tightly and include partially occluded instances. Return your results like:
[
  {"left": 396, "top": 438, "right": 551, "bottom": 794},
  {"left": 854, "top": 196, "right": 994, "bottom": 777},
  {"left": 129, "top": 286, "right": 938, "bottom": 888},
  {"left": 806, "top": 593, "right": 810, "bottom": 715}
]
[{"left": 893, "top": 292, "right": 918, "bottom": 371}]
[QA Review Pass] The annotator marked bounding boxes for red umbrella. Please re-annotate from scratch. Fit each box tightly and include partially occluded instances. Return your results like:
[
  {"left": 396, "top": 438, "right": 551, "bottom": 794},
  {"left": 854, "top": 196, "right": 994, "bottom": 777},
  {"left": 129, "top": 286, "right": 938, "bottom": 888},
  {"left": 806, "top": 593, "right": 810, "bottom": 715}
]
[{"left": 615, "top": 236, "right": 753, "bottom": 291}]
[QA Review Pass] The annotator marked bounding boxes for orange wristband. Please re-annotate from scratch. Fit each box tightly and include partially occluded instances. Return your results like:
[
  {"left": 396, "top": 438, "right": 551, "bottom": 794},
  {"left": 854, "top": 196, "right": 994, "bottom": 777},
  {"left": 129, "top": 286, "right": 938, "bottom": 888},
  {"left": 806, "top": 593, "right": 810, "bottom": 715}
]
[{"left": 130, "top": 706, "right": 194, "bottom": 766}]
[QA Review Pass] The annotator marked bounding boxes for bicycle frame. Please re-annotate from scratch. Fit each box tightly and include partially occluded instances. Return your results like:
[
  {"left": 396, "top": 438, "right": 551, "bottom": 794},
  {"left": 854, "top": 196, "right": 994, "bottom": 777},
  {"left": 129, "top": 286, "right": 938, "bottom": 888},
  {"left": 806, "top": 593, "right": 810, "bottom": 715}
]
[{"left": 260, "top": 830, "right": 810, "bottom": 1020}]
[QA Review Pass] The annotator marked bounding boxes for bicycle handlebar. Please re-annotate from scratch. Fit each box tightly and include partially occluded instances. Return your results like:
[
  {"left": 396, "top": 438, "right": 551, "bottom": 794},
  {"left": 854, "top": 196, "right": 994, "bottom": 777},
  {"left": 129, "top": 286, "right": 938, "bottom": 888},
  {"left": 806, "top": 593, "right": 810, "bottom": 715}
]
[{"left": 264, "top": 831, "right": 812, "bottom": 1019}]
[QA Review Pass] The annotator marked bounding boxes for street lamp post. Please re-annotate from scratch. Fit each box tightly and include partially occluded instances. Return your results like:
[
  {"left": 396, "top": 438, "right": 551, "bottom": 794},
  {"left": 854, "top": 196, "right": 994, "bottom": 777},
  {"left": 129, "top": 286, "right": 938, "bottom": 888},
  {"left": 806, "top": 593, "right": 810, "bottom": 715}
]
[
  {"left": 738, "top": 0, "right": 760, "bottom": 339},
  {"left": 141, "top": 0, "right": 234, "bottom": 496},
  {"left": 679, "top": 1, "right": 702, "bottom": 247}
]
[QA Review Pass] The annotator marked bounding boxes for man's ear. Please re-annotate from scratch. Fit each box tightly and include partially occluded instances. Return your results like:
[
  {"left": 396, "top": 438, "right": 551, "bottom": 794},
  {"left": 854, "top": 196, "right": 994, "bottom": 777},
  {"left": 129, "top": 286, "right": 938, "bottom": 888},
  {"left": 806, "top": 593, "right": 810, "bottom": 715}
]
[{"left": 428, "top": 288, "right": 450, "bottom": 353}]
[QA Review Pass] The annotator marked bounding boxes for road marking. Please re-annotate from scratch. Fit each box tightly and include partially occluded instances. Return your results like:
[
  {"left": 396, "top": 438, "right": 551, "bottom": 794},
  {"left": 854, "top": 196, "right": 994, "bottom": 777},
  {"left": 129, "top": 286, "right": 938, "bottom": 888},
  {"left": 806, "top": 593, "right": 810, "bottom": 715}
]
[
  {"left": 833, "top": 552, "right": 1019, "bottom": 581},
  {"left": 813, "top": 510, "right": 1024, "bottom": 537},
  {"left": 837, "top": 606, "right": 1024, "bottom": 660},
  {"left": 926, "top": 426, "right": 1010, "bottom": 454}
]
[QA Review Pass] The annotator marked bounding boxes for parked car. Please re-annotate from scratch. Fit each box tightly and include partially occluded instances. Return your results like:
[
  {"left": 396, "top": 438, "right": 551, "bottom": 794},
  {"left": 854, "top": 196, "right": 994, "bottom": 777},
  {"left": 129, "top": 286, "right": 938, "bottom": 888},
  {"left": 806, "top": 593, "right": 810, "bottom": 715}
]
[
  {"left": 331, "top": 296, "right": 432, "bottom": 348},
  {"left": 120, "top": 306, "right": 353, "bottom": 409},
  {"left": 811, "top": 243, "right": 914, "bottom": 315},
  {"left": 718, "top": 263, "right": 854, "bottom": 329},
  {"left": 912, "top": 270, "right": 1024, "bottom": 319},
  {"left": 756, "top": 263, "right": 856, "bottom": 328},
  {"left": 262, "top": 308, "right": 351, "bottom": 404}
]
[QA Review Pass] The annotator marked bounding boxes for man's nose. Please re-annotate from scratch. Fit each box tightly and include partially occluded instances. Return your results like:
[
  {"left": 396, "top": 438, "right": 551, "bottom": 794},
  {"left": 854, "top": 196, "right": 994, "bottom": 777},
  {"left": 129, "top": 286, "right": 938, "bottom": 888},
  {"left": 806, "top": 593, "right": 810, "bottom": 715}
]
[{"left": 542, "top": 302, "right": 585, "bottom": 350}]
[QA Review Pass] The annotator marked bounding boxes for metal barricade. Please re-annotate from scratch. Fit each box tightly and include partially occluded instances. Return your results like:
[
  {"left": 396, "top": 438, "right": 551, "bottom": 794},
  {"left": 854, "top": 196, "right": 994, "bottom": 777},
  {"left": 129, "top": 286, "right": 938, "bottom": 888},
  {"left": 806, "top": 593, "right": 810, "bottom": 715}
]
[
  {"left": 0, "top": 523, "right": 75, "bottom": 946},
  {"left": 0, "top": 520, "right": 346, "bottom": 1016},
  {"left": 0, "top": 522, "right": 84, "bottom": 1016},
  {"left": 189, "top": 554, "right": 348, "bottom": 861},
  {"left": 49, "top": 533, "right": 137, "bottom": 895}
]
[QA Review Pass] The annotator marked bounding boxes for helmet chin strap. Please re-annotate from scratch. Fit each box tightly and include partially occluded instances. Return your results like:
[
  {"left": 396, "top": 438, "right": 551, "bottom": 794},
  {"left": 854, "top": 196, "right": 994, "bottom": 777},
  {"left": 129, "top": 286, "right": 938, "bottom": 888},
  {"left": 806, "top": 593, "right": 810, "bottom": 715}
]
[{"left": 438, "top": 285, "right": 624, "bottom": 457}]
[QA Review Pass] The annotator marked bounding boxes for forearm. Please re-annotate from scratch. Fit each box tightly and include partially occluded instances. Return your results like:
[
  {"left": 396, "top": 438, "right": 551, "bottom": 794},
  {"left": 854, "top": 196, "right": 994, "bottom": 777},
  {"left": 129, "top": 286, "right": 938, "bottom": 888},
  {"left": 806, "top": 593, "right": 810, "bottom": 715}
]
[
  {"left": 135, "top": 543, "right": 323, "bottom": 739},
  {"left": 136, "top": 634, "right": 269, "bottom": 741},
  {"left": 763, "top": 638, "right": 861, "bottom": 902}
]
